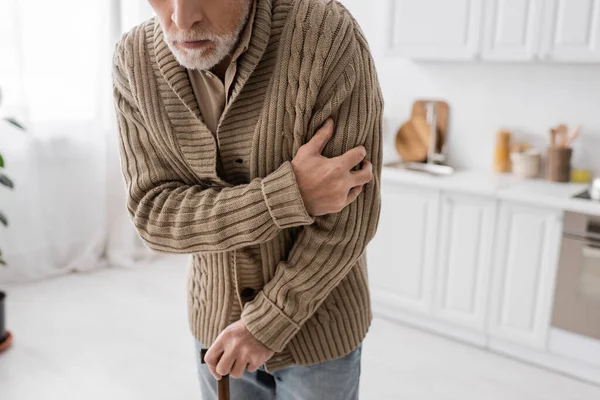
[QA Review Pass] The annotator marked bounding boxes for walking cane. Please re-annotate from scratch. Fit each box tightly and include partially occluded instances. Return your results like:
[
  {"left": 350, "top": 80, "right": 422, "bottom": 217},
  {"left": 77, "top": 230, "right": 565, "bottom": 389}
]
[{"left": 200, "top": 348, "right": 230, "bottom": 400}]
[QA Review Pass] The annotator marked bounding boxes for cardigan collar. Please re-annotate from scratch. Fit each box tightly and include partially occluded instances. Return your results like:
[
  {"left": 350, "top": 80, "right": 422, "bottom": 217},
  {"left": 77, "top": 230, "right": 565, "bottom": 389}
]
[
  {"left": 150, "top": 0, "right": 273, "bottom": 184},
  {"left": 152, "top": 0, "right": 272, "bottom": 123}
]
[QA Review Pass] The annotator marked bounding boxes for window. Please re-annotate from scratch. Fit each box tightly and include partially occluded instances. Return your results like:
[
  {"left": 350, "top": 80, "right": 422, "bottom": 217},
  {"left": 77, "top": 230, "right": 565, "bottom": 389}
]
[{"left": 0, "top": 0, "right": 149, "bottom": 124}]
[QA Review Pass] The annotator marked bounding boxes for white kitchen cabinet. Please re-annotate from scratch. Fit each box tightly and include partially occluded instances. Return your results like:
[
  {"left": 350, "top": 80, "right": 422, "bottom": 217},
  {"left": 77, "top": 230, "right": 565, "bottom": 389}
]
[
  {"left": 367, "top": 182, "right": 440, "bottom": 315},
  {"left": 481, "top": 0, "right": 544, "bottom": 61},
  {"left": 370, "top": 167, "right": 600, "bottom": 384},
  {"left": 387, "top": 0, "right": 484, "bottom": 60},
  {"left": 488, "top": 202, "right": 562, "bottom": 349},
  {"left": 539, "top": 0, "right": 600, "bottom": 62},
  {"left": 384, "top": 0, "right": 600, "bottom": 62},
  {"left": 433, "top": 193, "right": 497, "bottom": 332}
]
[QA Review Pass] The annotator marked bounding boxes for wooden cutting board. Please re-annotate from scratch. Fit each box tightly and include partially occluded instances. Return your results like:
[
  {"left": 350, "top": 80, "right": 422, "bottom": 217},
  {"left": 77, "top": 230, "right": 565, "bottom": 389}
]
[
  {"left": 412, "top": 100, "right": 449, "bottom": 154},
  {"left": 395, "top": 116, "right": 430, "bottom": 163},
  {"left": 394, "top": 100, "right": 450, "bottom": 162}
]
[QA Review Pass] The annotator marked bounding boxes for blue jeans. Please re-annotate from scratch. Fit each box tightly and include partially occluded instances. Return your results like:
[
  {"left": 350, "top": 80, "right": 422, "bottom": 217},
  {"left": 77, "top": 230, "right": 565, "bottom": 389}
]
[{"left": 194, "top": 339, "right": 362, "bottom": 400}]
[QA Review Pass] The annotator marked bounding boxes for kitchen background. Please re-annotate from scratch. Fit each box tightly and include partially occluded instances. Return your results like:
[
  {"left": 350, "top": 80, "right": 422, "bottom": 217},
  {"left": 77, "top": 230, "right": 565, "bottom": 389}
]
[
  {"left": 342, "top": 0, "right": 600, "bottom": 395},
  {"left": 343, "top": 0, "right": 600, "bottom": 174}
]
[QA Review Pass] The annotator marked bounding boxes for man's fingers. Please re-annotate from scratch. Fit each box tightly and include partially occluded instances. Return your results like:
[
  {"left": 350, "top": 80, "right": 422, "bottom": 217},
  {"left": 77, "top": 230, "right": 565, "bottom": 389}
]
[
  {"left": 247, "top": 363, "right": 260, "bottom": 373},
  {"left": 337, "top": 145, "right": 367, "bottom": 170},
  {"left": 204, "top": 346, "right": 224, "bottom": 380},
  {"left": 230, "top": 359, "right": 248, "bottom": 379},
  {"left": 215, "top": 349, "right": 236, "bottom": 377},
  {"left": 308, "top": 118, "right": 334, "bottom": 155},
  {"left": 350, "top": 160, "right": 373, "bottom": 186},
  {"left": 346, "top": 184, "right": 364, "bottom": 205}
]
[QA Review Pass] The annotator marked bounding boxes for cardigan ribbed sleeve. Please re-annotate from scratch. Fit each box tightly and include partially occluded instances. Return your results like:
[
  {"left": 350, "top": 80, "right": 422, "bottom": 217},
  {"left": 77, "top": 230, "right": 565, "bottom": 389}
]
[
  {"left": 241, "top": 20, "right": 384, "bottom": 352},
  {"left": 112, "top": 46, "right": 315, "bottom": 255}
]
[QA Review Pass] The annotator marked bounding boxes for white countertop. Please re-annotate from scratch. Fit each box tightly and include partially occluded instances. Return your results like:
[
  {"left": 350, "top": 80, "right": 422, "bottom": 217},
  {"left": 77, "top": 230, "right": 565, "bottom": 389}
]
[{"left": 382, "top": 162, "right": 600, "bottom": 216}]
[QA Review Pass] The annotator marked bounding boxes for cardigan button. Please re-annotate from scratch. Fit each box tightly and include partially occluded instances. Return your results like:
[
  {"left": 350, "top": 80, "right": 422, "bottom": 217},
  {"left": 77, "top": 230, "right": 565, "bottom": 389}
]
[{"left": 240, "top": 287, "right": 256, "bottom": 302}]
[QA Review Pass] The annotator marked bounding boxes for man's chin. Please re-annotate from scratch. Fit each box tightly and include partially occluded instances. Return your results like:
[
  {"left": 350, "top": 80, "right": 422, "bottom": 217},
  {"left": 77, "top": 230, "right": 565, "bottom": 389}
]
[
  {"left": 171, "top": 48, "right": 217, "bottom": 70},
  {"left": 165, "top": 36, "right": 235, "bottom": 70}
]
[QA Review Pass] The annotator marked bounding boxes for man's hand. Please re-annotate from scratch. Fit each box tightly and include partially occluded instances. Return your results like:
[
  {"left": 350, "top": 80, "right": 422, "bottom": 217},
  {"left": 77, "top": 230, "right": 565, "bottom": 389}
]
[
  {"left": 204, "top": 319, "right": 275, "bottom": 380},
  {"left": 291, "top": 118, "right": 374, "bottom": 217}
]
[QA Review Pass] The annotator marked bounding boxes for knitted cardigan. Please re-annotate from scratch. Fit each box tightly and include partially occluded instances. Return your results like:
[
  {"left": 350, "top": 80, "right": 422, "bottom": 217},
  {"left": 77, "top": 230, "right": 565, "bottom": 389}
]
[{"left": 112, "top": 0, "right": 383, "bottom": 372}]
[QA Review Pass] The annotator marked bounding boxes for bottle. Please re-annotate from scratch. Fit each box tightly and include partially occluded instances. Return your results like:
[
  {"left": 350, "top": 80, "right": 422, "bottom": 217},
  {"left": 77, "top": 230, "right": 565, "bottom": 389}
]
[{"left": 494, "top": 130, "right": 512, "bottom": 173}]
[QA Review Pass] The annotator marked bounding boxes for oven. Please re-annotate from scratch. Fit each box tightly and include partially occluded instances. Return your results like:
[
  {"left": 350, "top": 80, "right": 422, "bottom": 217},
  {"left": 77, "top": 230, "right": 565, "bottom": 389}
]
[{"left": 551, "top": 211, "right": 600, "bottom": 340}]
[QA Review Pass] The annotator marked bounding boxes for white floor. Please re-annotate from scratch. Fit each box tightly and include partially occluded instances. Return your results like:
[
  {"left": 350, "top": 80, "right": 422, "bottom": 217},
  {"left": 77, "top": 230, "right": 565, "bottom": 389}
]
[{"left": 1, "top": 255, "right": 599, "bottom": 400}]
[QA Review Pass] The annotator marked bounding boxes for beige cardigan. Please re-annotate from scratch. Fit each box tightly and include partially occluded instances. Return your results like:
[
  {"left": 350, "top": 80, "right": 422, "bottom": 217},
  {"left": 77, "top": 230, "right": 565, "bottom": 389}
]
[{"left": 112, "top": 0, "right": 383, "bottom": 372}]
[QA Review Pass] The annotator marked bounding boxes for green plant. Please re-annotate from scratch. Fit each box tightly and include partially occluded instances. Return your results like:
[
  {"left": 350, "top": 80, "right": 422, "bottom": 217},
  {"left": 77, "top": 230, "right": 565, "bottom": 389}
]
[
  {"left": 0, "top": 151, "right": 14, "bottom": 266},
  {"left": 0, "top": 86, "right": 23, "bottom": 266},
  {"left": 0, "top": 87, "right": 24, "bottom": 131}
]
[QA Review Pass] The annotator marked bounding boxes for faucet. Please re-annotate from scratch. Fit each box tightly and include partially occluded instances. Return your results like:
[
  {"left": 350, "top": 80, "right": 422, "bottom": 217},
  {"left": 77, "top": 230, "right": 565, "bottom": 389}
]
[
  {"left": 426, "top": 101, "right": 446, "bottom": 165},
  {"left": 401, "top": 101, "right": 454, "bottom": 176}
]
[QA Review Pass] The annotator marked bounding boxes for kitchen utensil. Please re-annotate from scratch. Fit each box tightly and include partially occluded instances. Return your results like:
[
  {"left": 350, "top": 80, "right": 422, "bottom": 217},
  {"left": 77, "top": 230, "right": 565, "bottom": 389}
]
[
  {"left": 591, "top": 178, "right": 600, "bottom": 201},
  {"left": 395, "top": 99, "right": 450, "bottom": 164},
  {"left": 511, "top": 149, "right": 541, "bottom": 179},
  {"left": 200, "top": 348, "right": 230, "bottom": 400},
  {"left": 546, "top": 146, "right": 572, "bottom": 182},
  {"left": 557, "top": 124, "right": 569, "bottom": 147},
  {"left": 494, "top": 130, "right": 512, "bottom": 173},
  {"left": 395, "top": 117, "right": 430, "bottom": 162},
  {"left": 567, "top": 124, "right": 582, "bottom": 147},
  {"left": 550, "top": 128, "right": 558, "bottom": 147}
]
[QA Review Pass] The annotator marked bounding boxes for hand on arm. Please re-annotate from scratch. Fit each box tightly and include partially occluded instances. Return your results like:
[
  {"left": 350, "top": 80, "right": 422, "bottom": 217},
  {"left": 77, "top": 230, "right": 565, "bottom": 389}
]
[
  {"left": 112, "top": 34, "right": 377, "bottom": 256},
  {"left": 113, "top": 84, "right": 314, "bottom": 254},
  {"left": 291, "top": 118, "right": 374, "bottom": 217}
]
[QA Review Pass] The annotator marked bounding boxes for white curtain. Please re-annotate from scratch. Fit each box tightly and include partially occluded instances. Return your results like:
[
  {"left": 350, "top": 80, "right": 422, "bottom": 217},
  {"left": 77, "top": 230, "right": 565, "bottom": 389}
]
[{"left": 0, "top": 0, "right": 156, "bottom": 284}]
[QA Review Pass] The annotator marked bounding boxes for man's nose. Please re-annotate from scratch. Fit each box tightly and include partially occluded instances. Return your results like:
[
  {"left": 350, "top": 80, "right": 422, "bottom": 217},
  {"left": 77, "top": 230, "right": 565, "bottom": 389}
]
[{"left": 172, "top": 0, "right": 203, "bottom": 31}]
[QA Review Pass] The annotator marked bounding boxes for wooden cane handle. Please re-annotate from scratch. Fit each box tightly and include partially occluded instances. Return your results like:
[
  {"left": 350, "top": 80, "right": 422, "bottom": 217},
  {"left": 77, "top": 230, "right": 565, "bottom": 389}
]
[
  {"left": 218, "top": 375, "right": 230, "bottom": 400},
  {"left": 200, "top": 348, "right": 230, "bottom": 400}
]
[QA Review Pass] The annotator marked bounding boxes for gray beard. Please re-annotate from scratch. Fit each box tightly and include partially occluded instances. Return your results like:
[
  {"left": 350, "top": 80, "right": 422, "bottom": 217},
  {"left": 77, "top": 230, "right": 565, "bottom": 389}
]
[{"left": 162, "top": 2, "right": 250, "bottom": 71}]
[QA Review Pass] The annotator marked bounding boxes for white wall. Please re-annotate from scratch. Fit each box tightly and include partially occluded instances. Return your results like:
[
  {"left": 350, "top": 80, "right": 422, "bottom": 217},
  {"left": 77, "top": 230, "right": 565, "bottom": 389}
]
[{"left": 342, "top": 0, "right": 600, "bottom": 176}]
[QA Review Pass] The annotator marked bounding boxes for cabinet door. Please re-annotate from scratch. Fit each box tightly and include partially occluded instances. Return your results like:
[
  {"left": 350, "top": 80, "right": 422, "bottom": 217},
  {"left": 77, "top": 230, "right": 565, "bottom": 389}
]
[
  {"left": 367, "top": 182, "right": 440, "bottom": 315},
  {"left": 481, "top": 0, "right": 544, "bottom": 61},
  {"left": 539, "top": 0, "right": 600, "bottom": 62},
  {"left": 488, "top": 202, "right": 562, "bottom": 349},
  {"left": 387, "top": 0, "right": 484, "bottom": 60},
  {"left": 433, "top": 193, "right": 497, "bottom": 331}
]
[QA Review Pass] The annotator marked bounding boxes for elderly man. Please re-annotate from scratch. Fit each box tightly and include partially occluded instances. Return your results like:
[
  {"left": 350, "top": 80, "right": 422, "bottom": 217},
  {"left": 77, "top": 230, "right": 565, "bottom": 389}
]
[{"left": 112, "top": 0, "right": 383, "bottom": 398}]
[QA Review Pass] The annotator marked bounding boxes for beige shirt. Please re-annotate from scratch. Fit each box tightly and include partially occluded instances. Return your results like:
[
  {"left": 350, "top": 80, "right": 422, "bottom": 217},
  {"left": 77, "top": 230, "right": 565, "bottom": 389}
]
[{"left": 188, "top": 0, "right": 257, "bottom": 136}]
